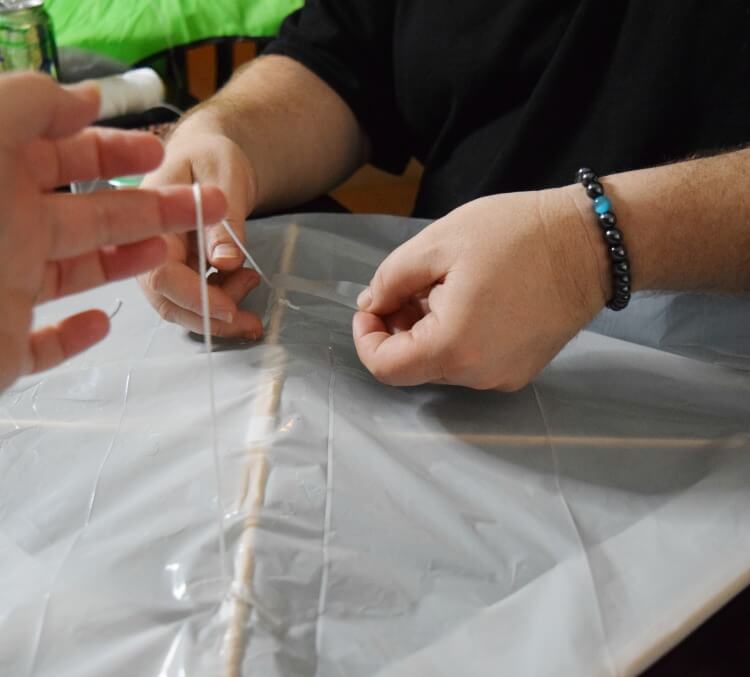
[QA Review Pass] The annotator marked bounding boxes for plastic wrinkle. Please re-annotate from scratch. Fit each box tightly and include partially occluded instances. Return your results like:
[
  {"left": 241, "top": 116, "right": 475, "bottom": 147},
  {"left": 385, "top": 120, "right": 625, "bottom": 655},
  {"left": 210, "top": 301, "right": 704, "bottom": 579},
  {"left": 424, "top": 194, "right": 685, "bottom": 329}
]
[
  {"left": 26, "top": 368, "right": 132, "bottom": 676},
  {"left": 315, "top": 370, "right": 336, "bottom": 657},
  {"left": 531, "top": 382, "right": 619, "bottom": 677},
  {"left": 227, "top": 581, "right": 283, "bottom": 631}
]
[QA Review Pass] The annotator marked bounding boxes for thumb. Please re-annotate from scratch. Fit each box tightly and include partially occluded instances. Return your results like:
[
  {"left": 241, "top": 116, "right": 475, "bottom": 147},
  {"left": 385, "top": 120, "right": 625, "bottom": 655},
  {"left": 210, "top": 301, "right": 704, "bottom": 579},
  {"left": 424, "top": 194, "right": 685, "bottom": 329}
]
[
  {"left": 206, "top": 138, "right": 258, "bottom": 272},
  {"left": 358, "top": 230, "right": 446, "bottom": 316},
  {"left": 205, "top": 154, "right": 257, "bottom": 272},
  {"left": 207, "top": 214, "right": 247, "bottom": 271}
]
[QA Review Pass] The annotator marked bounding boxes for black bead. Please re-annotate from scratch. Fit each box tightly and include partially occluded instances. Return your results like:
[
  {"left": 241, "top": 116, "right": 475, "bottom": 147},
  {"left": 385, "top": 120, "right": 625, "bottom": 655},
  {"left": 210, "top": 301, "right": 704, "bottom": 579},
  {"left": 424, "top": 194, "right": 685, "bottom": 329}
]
[
  {"left": 604, "top": 228, "right": 623, "bottom": 245},
  {"left": 609, "top": 245, "right": 627, "bottom": 261},
  {"left": 616, "top": 273, "right": 631, "bottom": 285},
  {"left": 613, "top": 261, "right": 630, "bottom": 276},
  {"left": 576, "top": 167, "right": 595, "bottom": 183},
  {"left": 614, "top": 281, "right": 631, "bottom": 295},
  {"left": 585, "top": 181, "right": 604, "bottom": 199},
  {"left": 579, "top": 171, "right": 596, "bottom": 185},
  {"left": 614, "top": 291, "right": 632, "bottom": 303},
  {"left": 598, "top": 212, "right": 617, "bottom": 228},
  {"left": 607, "top": 299, "right": 627, "bottom": 311}
]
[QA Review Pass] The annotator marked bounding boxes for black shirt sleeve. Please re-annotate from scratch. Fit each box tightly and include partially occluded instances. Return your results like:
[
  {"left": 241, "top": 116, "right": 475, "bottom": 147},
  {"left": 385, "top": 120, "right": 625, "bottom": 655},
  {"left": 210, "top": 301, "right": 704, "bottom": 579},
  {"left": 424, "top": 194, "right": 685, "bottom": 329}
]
[{"left": 263, "top": 0, "right": 411, "bottom": 174}]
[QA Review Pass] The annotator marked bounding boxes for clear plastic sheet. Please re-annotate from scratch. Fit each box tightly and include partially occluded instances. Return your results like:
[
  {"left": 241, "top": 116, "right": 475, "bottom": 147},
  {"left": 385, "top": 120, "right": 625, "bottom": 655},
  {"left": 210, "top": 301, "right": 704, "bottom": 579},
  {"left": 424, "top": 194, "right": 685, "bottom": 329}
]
[{"left": 1, "top": 213, "right": 749, "bottom": 677}]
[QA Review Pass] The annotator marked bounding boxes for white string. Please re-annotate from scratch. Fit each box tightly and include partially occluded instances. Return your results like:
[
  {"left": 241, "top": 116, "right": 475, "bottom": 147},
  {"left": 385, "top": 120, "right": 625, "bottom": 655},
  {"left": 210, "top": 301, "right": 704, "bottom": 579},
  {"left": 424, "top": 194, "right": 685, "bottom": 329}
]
[
  {"left": 155, "top": 101, "right": 186, "bottom": 118},
  {"left": 221, "top": 219, "right": 272, "bottom": 287},
  {"left": 192, "top": 183, "right": 228, "bottom": 585}
]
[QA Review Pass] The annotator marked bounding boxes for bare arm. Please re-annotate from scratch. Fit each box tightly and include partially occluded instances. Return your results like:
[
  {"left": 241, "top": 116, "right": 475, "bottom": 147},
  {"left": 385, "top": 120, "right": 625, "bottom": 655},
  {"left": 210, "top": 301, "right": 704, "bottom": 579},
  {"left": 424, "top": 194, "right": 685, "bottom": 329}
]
[
  {"left": 571, "top": 148, "right": 750, "bottom": 297},
  {"left": 171, "top": 54, "right": 369, "bottom": 214}
]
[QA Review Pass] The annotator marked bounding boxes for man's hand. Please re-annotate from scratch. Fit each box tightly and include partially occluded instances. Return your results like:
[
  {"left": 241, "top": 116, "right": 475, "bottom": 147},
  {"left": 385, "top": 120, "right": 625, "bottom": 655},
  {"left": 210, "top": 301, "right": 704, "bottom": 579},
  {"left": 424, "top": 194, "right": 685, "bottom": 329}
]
[
  {"left": 0, "top": 72, "right": 226, "bottom": 391},
  {"left": 138, "top": 115, "right": 264, "bottom": 340},
  {"left": 353, "top": 189, "right": 608, "bottom": 390},
  {"left": 138, "top": 54, "right": 369, "bottom": 340}
]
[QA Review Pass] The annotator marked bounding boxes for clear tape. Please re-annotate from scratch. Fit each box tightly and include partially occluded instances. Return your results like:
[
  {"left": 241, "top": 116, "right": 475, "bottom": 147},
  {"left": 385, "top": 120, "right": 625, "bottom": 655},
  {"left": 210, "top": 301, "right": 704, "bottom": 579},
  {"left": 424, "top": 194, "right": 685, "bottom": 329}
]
[
  {"left": 224, "top": 219, "right": 365, "bottom": 310},
  {"left": 271, "top": 273, "right": 365, "bottom": 311}
]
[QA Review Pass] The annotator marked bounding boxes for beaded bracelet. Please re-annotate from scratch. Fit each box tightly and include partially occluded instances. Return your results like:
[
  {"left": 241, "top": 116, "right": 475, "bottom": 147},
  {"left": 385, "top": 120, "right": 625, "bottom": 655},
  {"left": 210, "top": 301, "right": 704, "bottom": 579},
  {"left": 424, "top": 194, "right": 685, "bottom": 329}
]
[{"left": 575, "top": 167, "right": 631, "bottom": 311}]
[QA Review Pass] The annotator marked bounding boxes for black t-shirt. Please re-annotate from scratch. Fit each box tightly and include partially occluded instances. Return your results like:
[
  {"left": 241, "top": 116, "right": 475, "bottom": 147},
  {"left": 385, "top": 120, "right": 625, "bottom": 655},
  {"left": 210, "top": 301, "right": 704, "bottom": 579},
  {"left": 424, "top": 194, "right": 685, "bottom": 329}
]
[{"left": 265, "top": 1, "right": 750, "bottom": 218}]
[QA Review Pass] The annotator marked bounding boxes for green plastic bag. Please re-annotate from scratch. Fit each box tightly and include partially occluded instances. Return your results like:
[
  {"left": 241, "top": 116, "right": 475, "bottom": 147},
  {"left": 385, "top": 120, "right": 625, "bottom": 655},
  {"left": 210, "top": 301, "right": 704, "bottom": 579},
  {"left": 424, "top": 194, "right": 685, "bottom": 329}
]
[{"left": 46, "top": 0, "right": 303, "bottom": 65}]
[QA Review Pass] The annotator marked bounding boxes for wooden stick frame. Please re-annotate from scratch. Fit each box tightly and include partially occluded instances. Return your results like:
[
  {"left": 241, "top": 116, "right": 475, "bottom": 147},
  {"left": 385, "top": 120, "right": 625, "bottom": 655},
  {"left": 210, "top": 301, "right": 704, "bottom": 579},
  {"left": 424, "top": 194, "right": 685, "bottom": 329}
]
[{"left": 222, "top": 224, "right": 300, "bottom": 677}]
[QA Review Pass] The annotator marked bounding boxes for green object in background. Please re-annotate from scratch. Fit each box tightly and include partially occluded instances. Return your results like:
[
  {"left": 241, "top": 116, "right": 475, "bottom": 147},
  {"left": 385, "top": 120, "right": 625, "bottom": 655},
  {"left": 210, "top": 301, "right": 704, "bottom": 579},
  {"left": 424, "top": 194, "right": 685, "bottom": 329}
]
[{"left": 46, "top": 0, "right": 302, "bottom": 65}]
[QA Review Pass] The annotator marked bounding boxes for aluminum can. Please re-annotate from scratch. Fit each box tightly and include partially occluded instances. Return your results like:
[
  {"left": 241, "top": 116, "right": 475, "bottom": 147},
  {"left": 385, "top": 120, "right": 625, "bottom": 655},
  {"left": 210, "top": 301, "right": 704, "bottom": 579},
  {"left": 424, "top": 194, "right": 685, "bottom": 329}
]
[{"left": 0, "top": 1, "right": 59, "bottom": 79}]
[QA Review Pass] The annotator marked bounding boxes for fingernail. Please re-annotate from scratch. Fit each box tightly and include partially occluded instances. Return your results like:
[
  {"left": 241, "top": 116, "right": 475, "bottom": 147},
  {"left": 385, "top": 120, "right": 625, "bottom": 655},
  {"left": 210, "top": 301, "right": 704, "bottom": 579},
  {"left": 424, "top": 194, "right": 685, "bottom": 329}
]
[
  {"left": 213, "top": 244, "right": 237, "bottom": 261},
  {"left": 215, "top": 311, "right": 234, "bottom": 324},
  {"left": 357, "top": 288, "right": 372, "bottom": 310}
]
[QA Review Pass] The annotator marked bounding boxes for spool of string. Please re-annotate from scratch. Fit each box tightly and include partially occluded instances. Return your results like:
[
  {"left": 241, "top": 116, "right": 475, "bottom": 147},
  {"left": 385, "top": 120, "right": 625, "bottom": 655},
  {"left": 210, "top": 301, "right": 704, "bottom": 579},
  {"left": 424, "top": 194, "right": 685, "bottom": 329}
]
[{"left": 94, "top": 68, "right": 165, "bottom": 121}]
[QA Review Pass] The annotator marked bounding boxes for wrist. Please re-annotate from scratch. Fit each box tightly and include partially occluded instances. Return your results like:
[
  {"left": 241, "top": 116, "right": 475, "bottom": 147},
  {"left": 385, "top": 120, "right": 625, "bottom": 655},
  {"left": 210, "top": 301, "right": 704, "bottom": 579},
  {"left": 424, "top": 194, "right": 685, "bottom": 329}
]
[
  {"left": 560, "top": 170, "right": 658, "bottom": 309},
  {"left": 594, "top": 172, "right": 659, "bottom": 293},
  {"left": 547, "top": 184, "right": 611, "bottom": 318}
]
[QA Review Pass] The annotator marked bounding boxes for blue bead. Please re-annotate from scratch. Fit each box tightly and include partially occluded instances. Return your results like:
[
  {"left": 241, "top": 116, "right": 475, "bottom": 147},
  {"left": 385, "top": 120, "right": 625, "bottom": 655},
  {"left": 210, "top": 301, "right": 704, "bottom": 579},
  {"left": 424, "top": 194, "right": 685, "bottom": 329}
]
[{"left": 593, "top": 196, "right": 611, "bottom": 214}]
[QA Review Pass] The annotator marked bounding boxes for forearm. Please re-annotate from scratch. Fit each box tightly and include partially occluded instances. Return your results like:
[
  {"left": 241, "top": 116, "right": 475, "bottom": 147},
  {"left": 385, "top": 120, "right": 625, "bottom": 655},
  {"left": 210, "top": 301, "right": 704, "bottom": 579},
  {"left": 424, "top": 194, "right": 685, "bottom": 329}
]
[
  {"left": 566, "top": 148, "right": 750, "bottom": 299},
  {"left": 175, "top": 55, "right": 369, "bottom": 212}
]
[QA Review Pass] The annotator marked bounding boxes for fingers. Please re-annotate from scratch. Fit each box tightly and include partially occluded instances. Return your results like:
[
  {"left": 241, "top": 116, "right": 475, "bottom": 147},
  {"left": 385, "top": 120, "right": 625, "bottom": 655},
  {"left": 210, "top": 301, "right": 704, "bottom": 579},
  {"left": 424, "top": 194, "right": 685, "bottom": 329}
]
[
  {"left": 358, "top": 232, "right": 447, "bottom": 316},
  {"left": 143, "top": 260, "right": 260, "bottom": 322},
  {"left": 152, "top": 300, "right": 263, "bottom": 340},
  {"left": 352, "top": 311, "right": 443, "bottom": 386},
  {"left": 0, "top": 74, "right": 99, "bottom": 148},
  {"left": 142, "top": 261, "right": 262, "bottom": 339},
  {"left": 216, "top": 267, "right": 262, "bottom": 304},
  {"left": 27, "top": 128, "right": 166, "bottom": 190},
  {"left": 38, "top": 238, "right": 167, "bottom": 303},
  {"left": 144, "top": 261, "right": 238, "bottom": 322},
  {"left": 45, "top": 184, "right": 227, "bottom": 259},
  {"left": 353, "top": 225, "right": 454, "bottom": 385},
  {"left": 28, "top": 310, "right": 109, "bottom": 375}
]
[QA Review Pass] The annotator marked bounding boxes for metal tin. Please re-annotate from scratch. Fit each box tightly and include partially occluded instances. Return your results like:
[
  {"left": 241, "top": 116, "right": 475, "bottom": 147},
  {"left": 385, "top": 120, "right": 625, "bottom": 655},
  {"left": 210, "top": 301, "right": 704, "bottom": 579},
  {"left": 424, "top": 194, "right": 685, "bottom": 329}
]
[{"left": 0, "top": 0, "right": 59, "bottom": 79}]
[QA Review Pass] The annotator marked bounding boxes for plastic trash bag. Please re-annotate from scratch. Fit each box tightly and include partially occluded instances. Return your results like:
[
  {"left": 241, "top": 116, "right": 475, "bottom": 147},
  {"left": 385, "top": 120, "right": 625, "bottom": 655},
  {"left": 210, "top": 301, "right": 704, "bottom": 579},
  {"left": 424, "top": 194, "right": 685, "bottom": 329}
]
[{"left": 1, "top": 213, "right": 748, "bottom": 676}]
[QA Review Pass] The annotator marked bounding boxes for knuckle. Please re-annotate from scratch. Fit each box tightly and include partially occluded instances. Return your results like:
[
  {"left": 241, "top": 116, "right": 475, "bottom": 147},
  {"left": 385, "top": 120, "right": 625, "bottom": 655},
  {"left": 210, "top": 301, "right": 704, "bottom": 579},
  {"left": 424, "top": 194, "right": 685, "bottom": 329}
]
[
  {"left": 145, "top": 265, "right": 168, "bottom": 293},
  {"left": 154, "top": 297, "right": 175, "bottom": 323},
  {"left": 210, "top": 323, "right": 237, "bottom": 339},
  {"left": 369, "top": 361, "right": 398, "bottom": 385}
]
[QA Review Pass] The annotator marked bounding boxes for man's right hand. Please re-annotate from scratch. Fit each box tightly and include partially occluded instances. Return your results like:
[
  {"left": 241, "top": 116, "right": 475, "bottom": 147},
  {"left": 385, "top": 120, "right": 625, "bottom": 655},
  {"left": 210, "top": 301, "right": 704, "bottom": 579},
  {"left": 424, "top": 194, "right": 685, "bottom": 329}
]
[
  {"left": 138, "top": 116, "right": 264, "bottom": 339},
  {"left": 139, "top": 54, "right": 371, "bottom": 339}
]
